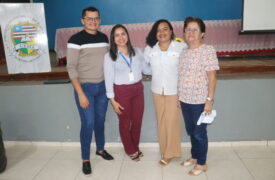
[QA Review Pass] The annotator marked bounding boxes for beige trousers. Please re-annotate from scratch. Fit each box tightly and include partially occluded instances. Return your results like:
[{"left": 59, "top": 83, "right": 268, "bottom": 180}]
[{"left": 153, "top": 93, "right": 181, "bottom": 159}]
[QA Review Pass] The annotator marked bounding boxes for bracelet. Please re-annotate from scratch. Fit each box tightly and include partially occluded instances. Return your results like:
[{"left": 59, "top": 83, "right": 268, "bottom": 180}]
[{"left": 206, "top": 97, "right": 214, "bottom": 102}]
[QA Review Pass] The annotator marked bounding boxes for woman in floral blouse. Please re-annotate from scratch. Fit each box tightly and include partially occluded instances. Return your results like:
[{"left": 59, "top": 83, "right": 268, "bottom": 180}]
[{"left": 178, "top": 17, "right": 219, "bottom": 176}]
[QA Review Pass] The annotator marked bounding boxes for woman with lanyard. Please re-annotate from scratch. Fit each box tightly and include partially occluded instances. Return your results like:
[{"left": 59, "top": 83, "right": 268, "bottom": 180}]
[{"left": 104, "top": 24, "right": 151, "bottom": 161}]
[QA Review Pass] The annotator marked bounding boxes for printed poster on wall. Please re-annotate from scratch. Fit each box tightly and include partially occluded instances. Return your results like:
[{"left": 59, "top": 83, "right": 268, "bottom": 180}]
[{"left": 0, "top": 3, "right": 51, "bottom": 74}]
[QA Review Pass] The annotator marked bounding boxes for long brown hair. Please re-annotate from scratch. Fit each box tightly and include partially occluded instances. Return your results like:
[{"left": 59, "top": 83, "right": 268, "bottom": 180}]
[{"left": 109, "top": 24, "right": 135, "bottom": 61}]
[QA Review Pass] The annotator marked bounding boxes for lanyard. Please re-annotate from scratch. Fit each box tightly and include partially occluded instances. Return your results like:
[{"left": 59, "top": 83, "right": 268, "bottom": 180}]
[{"left": 119, "top": 52, "right": 132, "bottom": 71}]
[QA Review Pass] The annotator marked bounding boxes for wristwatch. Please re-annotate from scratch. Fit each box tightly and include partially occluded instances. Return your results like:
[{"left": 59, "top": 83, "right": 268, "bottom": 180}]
[{"left": 206, "top": 97, "right": 214, "bottom": 102}]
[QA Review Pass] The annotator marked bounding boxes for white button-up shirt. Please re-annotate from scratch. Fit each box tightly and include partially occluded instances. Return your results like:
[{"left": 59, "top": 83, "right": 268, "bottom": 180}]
[{"left": 144, "top": 40, "right": 187, "bottom": 95}]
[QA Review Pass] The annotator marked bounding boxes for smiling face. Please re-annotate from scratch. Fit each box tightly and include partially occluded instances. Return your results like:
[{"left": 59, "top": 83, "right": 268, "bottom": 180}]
[
  {"left": 156, "top": 22, "right": 172, "bottom": 44},
  {"left": 114, "top": 27, "right": 128, "bottom": 48},
  {"left": 81, "top": 11, "right": 101, "bottom": 34},
  {"left": 184, "top": 22, "right": 204, "bottom": 44}
]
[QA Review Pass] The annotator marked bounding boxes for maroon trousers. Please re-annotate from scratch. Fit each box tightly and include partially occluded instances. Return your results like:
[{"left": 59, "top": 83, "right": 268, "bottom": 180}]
[{"left": 114, "top": 81, "right": 144, "bottom": 155}]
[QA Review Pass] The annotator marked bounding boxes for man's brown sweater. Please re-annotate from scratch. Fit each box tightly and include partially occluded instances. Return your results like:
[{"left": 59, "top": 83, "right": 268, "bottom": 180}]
[{"left": 66, "top": 30, "right": 109, "bottom": 83}]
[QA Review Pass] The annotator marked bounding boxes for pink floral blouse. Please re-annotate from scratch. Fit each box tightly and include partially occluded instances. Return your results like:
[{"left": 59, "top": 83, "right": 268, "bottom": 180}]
[{"left": 178, "top": 44, "right": 220, "bottom": 104}]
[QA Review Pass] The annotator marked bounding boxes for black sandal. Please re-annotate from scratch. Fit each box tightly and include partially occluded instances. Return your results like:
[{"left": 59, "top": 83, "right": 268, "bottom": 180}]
[
  {"left": 138, "top": 151, "right": 143, "bottom": 157},
  {"left": 129, "top": 152, "right": 140, "bottom": 161}
]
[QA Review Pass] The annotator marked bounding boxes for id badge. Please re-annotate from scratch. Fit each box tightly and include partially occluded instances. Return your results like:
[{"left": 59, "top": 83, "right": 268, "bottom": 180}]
[{"left": 129, "top": 71, "right": 134, "bottom": 82}]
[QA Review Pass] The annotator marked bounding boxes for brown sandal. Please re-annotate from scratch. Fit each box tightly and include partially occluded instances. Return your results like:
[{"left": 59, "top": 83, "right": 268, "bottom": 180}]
[
  {"left": 159, "top": 158, "right": 171, "bottom": 166},
  {"left": 188, "top": 165, "right": 208, "bottom": 176},
  {"left": 180, "top": 158, "right": 197, "bottom": 167}
]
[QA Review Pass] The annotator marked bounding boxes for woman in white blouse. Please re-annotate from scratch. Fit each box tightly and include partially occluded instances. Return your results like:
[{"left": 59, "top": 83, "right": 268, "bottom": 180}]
[
  {"left": 144, "top": 19, "right": 186, "bottom": 166},
  {"left": 104, "top": 24, "right": 151, "bottom": 161}
]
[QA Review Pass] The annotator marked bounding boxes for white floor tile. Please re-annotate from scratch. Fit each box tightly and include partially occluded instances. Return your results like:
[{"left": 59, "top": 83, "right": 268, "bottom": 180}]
[
  {"left": 243, "top": 158, "right": 275, "bottom": 180},
  {"left": 75, "top": 159, "right": 122, "bottom": 180},
  {"left": 119, "top": 161, "right": 162, "bottom": 180},
  {"left": 33, "top": 159, "right": 80, "bottom": 180},
  {"left": 268, "top": 141, "right": 275, "bottom": 146},
  {"left": 207, "top": 147, "right": 239, "bottom": 161},
  {"left": 1, "top": 145, "right": 275, "bottom": 180},
  {"left": 207, "top": 158, "right": 254, "bottom": 180},
  {"left": 0, "top": 158, "right": 49, "bottom": 180},
  {"left": 163, "top": 161, "right": 207, "bottom": 180},
  {"left": 53, "top": 147, "right": 81, "bottom": 160},
  {"left": 269, "top": 146, "right": 275, "bottom": 153},
  {"left": 5, "top": 145, "right": 31, "bottom": 160},
  {"left": 233, "top": 146, "right": 275, "bottom": 159},
  {"left": 23, "top": 146, "right": 59, "bottom": 160}
]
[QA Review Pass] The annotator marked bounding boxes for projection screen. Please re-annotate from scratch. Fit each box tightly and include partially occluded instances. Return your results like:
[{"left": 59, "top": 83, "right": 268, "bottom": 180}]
[{"left": 242, "top": 0, "right": 275, "bottom": 33}]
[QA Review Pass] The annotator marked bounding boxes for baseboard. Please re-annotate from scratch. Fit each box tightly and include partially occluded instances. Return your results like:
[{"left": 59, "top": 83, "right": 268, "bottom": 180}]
[{"left": 4, "top": 140, "right": 275, "bottom": 148}]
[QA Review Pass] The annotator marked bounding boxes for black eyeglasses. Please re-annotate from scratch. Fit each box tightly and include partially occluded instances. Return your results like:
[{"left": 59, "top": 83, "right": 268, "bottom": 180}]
[{"left": 83, "top": 17, "right": 100, "bottom": 22}]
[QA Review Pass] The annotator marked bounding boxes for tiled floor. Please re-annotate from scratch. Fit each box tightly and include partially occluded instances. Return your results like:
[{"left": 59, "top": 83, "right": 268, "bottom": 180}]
[{"left": 1, "top": 144, "right": 275, "bottom": 180}]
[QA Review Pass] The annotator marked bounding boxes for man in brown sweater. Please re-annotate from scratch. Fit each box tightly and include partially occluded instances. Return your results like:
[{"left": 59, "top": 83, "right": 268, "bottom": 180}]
[{"left": 66, "top": 6, "right": 113, "bottom": 176}]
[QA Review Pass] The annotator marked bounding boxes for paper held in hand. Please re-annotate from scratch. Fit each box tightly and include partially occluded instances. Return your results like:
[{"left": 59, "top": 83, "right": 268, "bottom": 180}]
[{"left": 197, "top": 110, "right": 217, "bottom": 125}]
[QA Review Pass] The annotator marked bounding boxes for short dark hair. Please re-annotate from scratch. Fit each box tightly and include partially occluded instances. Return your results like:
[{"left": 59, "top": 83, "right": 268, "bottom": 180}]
[
  {"left": 82, "top": 6, "right": 100, "bottom": 18},
  {"left": 183, "top": 17, "right": 206, "bottom": 33},
  {"left": 109, "top": 24, "right": 135, "bottom": 61},
  {"left": 146, "top": 19, "right": 175, "bottom": 48}
]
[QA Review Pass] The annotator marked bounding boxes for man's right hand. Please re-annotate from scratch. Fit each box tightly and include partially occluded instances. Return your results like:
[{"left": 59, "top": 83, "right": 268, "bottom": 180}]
[
  {"left": 79, "top": 94, "right": 89, "bottom": 109},
  {"left": 70, "top": 78, "right": 89, "bottom": 109}
]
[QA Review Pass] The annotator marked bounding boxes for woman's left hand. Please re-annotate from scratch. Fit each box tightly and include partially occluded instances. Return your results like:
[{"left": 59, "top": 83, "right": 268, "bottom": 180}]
[{"left": 204, "top": 101, "right": 213, "bottom": 115}]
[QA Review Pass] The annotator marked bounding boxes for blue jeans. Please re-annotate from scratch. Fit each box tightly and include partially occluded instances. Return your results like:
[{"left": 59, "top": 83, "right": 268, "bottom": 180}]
[
  {"left": 180, "top": 102, "right": 208, "bottom": 165},
  {"left": 74, "top": 81, "right": 108, "bottom": 160}
]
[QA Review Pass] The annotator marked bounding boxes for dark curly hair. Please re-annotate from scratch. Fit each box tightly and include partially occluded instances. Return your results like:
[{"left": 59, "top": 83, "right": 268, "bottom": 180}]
[
  {"left": 109, "top": 24, "right": 135, "bottom": 61},
  {"left": 146, "top": 19, "right": 175, "bottom": 48}
]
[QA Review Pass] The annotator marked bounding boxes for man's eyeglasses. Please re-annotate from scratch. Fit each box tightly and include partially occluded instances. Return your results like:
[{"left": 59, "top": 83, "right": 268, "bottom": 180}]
[{"left": 83, "top": 17, "right": 100, "bottom": 22}]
